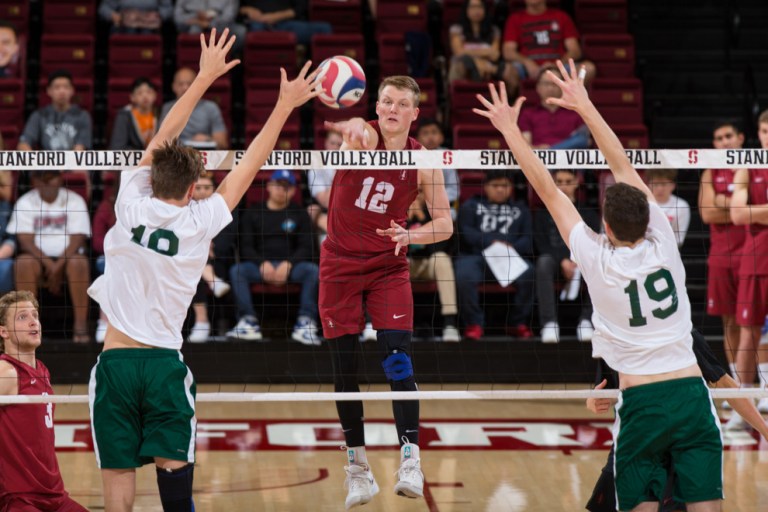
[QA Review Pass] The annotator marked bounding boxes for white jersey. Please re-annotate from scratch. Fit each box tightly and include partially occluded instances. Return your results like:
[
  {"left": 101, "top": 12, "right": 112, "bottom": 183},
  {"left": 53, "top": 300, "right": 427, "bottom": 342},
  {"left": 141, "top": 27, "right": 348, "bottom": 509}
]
[
  {"left": 569, "top": 202, "right": 695, "bottom": 375},
  {"left": 88, "top": 166, "right": 232, "bottom": 349},
  {"left": 7, "top": 188, "right": 91, "bottom": 257},
  {"left": 657, "top": 194, "right": 691, "bottom": 248}
]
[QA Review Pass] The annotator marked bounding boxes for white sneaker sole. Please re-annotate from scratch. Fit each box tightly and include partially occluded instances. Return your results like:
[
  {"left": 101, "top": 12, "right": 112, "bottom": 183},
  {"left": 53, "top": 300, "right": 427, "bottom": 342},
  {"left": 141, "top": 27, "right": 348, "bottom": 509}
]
[
  {"left": 346, "top": 481, "right": 380, "bottom": 509},
  {"left": 292, "top": 332, "right": 321, "bottom": 346},
  {"left": 394, "top": 481, "right": 423, "bottom": 499}
]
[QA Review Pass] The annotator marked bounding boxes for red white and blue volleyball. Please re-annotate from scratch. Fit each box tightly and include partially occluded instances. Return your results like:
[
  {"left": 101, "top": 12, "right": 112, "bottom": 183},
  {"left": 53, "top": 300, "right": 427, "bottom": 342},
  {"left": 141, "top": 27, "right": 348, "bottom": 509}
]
[{"left": 316, "top": 55, "right": 366, "bottom": 109}]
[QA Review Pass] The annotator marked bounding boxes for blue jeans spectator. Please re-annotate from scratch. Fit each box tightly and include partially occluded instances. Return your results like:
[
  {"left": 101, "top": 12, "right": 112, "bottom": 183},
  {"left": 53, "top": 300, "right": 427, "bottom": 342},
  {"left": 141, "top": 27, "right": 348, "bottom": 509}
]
[
  {"left": 229, "top": 260, "right": 319, "bottom": 321},
  {"left": 0, "top": 259, "right": 13, "bottom": 293},
  {"left": 248, "top": 19, "right": 331, "bottom": 45},
  {"left": 454, "top": 254, "right": 534, "bottom": 328}
]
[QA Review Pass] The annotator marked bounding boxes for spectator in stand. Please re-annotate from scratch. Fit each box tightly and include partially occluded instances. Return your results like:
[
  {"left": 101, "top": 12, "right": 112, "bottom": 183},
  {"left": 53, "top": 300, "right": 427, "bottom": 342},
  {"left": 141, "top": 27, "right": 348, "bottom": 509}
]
[
  {"left": 227, "top": 170, "right": 320, "bottom": 345},
  {"left": 174, "top": 0, "right": 246, "bottom": 52},
  {"left": 188, "top": 172, "right": 231, "bottom": 343},
  {"left": 699, "top": 119, "right": 747, "bottom": 411},
  {"left": 160, "top": 67, "right": 229, "bottom": 149},
  {"left": 0, "top": 21, "right": 20, "bottom": 78},
  {"left": 502, "top": 0, "right": 595, "bottom": 93},
  {"left": 240, "top": 0, "right": 332, "bottom": 45},
  {"left": 518, "top": 64, "right": 589, "bottom": 149},
  {"left": 108, "top": 77, "right": 158, "bottom": 150},
  {"left": 448, "top": 0, "right": 515, "bottom": 95},
  {"left": 646, "top": 169, "right": 690, "bottom": 248},
  {"left": 307, "top": 129, "right": 342, "bottom": 237},
  {"left": 407, "top": 193, "right": 460, "bottom": 342},
  {"left": 19, "top": 71, "right": 92, "bottom": 152},
  {"left": 99, "top": 0, "right": 173, "bottom": 33},
  {"left": 415, "top": 119, "right": 460, "bottom": 219},
  {"left": 535, "top": 169, "right": 599, "bottom": 343},
  {"left": 8, "top": 171, "right": 91, "bottom": 343},
  {"left": 0, "top": 171, "right": 14, "bottom": 296},
  {"left": 455, "top": 169, "right": 534, "bottom": 340}
]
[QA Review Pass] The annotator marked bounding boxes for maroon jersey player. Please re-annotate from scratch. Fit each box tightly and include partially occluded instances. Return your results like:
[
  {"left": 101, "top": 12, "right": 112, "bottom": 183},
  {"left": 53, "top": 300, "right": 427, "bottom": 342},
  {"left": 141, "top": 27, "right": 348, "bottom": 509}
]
[
  {"left": 322, "top": 75, "right": 453, "bottom": 509},
  {"left": 0, "top": 290, "right": 87, "bottom": 512}
]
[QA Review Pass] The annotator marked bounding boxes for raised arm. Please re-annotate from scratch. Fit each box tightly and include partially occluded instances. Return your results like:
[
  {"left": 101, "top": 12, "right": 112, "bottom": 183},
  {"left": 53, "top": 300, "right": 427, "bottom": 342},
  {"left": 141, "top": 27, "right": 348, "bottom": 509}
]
[
  {"left": 139, "top": 28, "right": 240, "bottom": 167},
  {"left": 216, "top": 61, "right": 321, "bottom": 211},
  {"left": 547, "top": 59, "right": 653, "bottom": 202},
  {"left": 324, "top": 119, "right": 379, "bottom": 150},
  {"left": 473, "top": 82, "right": 582, "bottom": 247}
]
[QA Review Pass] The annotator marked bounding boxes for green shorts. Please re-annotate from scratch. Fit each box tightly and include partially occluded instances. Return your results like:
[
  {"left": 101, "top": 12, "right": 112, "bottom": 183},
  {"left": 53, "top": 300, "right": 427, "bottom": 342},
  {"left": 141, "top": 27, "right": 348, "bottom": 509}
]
[
  {"left": 88, "top": 348, "right": 197, "bottom": 469},
  {"left": 614, "top": 377, "right": 723, "bottom": 511}
]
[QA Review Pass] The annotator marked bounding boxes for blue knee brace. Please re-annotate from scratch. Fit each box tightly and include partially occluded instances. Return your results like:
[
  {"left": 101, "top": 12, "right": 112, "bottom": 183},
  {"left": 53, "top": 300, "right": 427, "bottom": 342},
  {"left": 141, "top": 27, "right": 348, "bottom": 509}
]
[{"left": 382, "top": 351, "right": 413, "bottom": 382}]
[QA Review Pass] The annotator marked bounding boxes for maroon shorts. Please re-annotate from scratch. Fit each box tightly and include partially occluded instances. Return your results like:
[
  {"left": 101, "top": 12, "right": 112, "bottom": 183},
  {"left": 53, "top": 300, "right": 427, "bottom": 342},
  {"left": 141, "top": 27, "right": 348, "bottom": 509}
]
[
  {"left": 736, "top": 274, "right": 768, "bottom": 327},
  {"left": 706, "top": 264, "right": 739, "bottom": 316},
  {"left": 319, "top": 243, "right": 413, "bottom": 338},
  {"left": 0, "top": 493, "right": 87, "bottom": 512}
]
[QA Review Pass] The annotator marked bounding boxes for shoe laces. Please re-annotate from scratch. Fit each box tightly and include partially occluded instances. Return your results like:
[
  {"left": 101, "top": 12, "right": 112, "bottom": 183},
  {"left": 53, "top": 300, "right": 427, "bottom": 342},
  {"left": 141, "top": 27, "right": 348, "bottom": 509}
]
[
  {"left": 396, "top": 458, "right": 422, "bottom": 482},
  {"left": 344, "top": 464, "right": 372, "bottom": 491}
]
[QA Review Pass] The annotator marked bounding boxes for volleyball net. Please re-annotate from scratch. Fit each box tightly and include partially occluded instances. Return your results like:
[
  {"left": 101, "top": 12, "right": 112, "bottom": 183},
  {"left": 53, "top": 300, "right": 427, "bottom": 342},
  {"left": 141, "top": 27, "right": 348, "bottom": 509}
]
[{"left": 0, "top": 148, "right": 766, "bottom": 404}]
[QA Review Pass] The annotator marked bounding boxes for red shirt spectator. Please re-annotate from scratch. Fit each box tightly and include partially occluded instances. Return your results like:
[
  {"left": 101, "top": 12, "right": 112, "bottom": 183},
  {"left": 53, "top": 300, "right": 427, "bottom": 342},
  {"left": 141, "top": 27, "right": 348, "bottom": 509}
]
[{"left": 503, "top": 7, "right": 578, "bottom": 66}]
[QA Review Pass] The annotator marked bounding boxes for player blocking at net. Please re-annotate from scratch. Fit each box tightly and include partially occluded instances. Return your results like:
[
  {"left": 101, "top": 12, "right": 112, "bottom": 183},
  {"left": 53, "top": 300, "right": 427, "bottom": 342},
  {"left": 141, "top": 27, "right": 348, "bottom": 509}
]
[
  {"left": 474, "top": 61, "right": 724, "bottom": 512},
  {"left": 86, "top": 29, "right": 322, "bottom": 512},
  {"left": 322, "top": 76, "right": 453, "bottom": 509}
]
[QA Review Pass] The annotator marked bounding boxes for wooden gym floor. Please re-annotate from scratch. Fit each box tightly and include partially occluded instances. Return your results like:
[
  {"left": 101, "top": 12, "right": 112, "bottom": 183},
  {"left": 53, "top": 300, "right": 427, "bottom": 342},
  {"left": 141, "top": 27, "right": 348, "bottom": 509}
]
[{"left": 50, "top": 384, "right": 768, "bottom": 511}]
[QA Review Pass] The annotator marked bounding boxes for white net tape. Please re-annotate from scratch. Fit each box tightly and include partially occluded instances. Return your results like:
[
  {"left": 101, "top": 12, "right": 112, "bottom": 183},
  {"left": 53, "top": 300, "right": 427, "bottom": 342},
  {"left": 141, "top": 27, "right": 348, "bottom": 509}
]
[{"left": 0, "top": 148, "right": 766, "bottom": 170}]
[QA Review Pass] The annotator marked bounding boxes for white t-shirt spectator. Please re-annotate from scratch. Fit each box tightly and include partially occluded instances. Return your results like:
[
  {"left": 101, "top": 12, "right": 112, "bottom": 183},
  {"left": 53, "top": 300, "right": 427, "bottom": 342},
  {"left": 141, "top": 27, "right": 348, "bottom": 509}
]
[
  {"left": 307, "top": 167, "right": 336, "bottom": 201},
  {"left": 657, "top": 194, "right": 691, "bottom": 248},
  {"left": 7, "top": 188, "right": 91, "bottom": 257}
]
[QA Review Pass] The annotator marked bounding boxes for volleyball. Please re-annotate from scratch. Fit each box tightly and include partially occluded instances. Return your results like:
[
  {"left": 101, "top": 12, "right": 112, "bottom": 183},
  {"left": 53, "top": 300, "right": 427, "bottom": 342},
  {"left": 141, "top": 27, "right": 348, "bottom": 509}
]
[{"left": 316, "top": 55, "right": 366, "bottom": 109}]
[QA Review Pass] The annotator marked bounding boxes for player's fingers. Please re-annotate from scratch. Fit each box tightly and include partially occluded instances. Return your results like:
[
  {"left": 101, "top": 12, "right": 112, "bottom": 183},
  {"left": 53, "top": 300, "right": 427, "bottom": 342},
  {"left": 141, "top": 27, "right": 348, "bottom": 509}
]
[
  {"left": 199, "top": 32, "right": 207, "bottom": 50},
  {"left": 595, "top": 378, "right": 608, "bottom": 390},
  {"left": 224, "top": 59, "right": 241, "bottom": 73},
  {"left": 362, "top": 129, "right": 370, "bottom": 149},
  {"left": 545, "top": 97, "right": 566, "bottom": 109},
  {"left": 568, "top": 58, "right": 577, "bottom": 80},
  {"left": 223, "top": 33, "right": 236, "bottom": 54},
  {"left": 488, "top": 82, "right": 501, "bottom": 105},
  {"left": 555, "top": 59, "right": 568, "bottom": 81},
  {"left": 513, "top": 96, "right": 526, "bottom": 111},
  {"left": 475, "top": 93, "right": 493, "bottom": 110},
  {"left": 472, "top": 108, "right": 493, "bottom": 119},
  {"left": 208, "top": 27, "right": 218, "bottom": 48},
  {"left": 298, "top": 59, "right": 312, "bottom": 80},
  {"left": 280, "top": 67, "right": 287, "bottom": 83},
  {"left": 546, "top": 69, "right": 566, "bottom": 89},
  {"left": 499, "top": 81, "right": 508, "bottom": 104},
  {"left": 216, "top": 28, "right": 230, "bottom": 48}
]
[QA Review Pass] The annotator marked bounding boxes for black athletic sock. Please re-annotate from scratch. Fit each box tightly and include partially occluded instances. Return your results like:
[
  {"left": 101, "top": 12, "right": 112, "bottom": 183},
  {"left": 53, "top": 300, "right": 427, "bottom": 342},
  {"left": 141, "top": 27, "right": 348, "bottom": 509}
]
[
  {"left": 156, "top": 464, "right": 195, "bottom": 512},
  {"left": 329, "top": 334, "right": 365, "bottom": 447},
  {"left": 443, "top": 315, "right": 458, "bottom": 328}
]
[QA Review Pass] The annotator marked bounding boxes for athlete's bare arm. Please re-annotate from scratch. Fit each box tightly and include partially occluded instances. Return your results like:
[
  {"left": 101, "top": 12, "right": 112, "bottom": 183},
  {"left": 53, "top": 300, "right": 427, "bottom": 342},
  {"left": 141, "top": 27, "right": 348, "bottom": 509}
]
[
  {"left": 546, "top": 59, "right": 653, "bottom": 203},
  {"left": 474, "top": 82, "right": 581, "bottom": 247},
  {"left": 0, "top": 361, "right": 18, "bottom": 395},
  {"left": 699, "top": 168, "right": 736, "bottom": 224},
  {"left": 138, "top": 29, "right": 240, "bottom": 168},
  {"left": 325, "top": 118, "right": 379, "bottom": 150},
  {"left": 713, "top": 374, "right": 768, "bottom": 440},
  {"left": 217, "top": 62, "right": 321, "bottom": 211},
  {"left": 730, "top": 168, "right": 768, "bottom": 225}
]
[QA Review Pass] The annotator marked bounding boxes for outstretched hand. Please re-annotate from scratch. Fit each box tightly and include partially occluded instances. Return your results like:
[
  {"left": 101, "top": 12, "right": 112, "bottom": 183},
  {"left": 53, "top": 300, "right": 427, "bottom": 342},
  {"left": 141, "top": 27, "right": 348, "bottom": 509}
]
[
  {"left": 586, "top": 379, "right": 612, "bottom": 414},
  {"left": 544, "top": 58, "right": 591, "bottom": 113},
  {"left": 473, "top": 81, "right": 526, "bottom": 135},
  {"left": 324, "top": 119, "right": 371, "bottom": 149},
  {"left": 376, "top": 220, "right": 410, "bottom": 256},
  {"left": 277, "top": 60, "right": 324, "bottom": 110},
  {"left": 198, "top": 28, "right": 240, "bottom": 81}
]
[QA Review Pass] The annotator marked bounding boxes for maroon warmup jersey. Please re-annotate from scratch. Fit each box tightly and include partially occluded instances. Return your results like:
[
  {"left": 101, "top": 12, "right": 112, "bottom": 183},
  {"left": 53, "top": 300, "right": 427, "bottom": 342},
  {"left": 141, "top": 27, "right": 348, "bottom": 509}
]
[
  {"left": 708, "top": 168, "right": 746, "bottom": 268},
  {"left": 325, "top": 121, "right": 421, "bottom": 256},
  {"left": 503, "top": 9, "right": 579, "bottom": 65},
  {"left": 0, "top": 355, "right": 67, "bottom": 503},
  {"left": 739, "top": 169, "right": 768, "bottom": 276}
]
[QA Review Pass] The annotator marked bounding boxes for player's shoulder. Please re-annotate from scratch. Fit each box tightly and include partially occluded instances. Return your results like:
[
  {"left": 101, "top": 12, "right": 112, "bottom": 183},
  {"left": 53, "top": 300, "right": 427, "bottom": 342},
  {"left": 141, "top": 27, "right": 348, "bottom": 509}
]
[{"left": 0, "top": 358, "right": 18, "bottom": 395}]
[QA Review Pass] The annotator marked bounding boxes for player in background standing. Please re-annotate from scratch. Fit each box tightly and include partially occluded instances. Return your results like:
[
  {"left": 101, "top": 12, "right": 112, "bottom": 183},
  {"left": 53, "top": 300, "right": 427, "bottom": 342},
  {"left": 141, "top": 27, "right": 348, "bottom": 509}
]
[
  {"left": 323, "top": 76, "right": 453, "bottom": 509},
  {"left": 87, "top": 29, "right": 320, "bottom": 512},
  {"left": 475, "top": 61, "right": 723, "bottom": 511},
  {"left": 0, "top": 290, "right": 88, "bottom": 512}
]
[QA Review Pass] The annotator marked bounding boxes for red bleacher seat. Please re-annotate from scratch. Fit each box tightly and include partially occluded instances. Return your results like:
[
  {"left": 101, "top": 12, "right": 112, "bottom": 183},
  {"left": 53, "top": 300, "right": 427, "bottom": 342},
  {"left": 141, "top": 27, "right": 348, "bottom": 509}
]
[
  {"left": 377, "top": 34, "right": 408, "bottom": 77},
  {"left": 244, "top": 32, "right": 297, "bottom": 79},
  {"left": 458, "top": 171, "right": 486, "bottom": 203},
  {"left": 244, "top": 124, "right": 300, "bottom": 151},
  {"left": 614, "top": 124, "right": 649, "bottom": 150},
  {"left": 240, "top": 170, "right": 304, "bottom": 207},
  {"left": 176, "top": 33, "right": 204, "bottom": 69},
  {"left": 0, "top": 1, "right": 29, "bottom": 34},
  {"left": 309, "top": 0, "right": 362, "bottom": 34},
  {"left": 415, "top": 77, "right": 438, "bottom": 121},
  {"left": 38, "top": 77, "right": 95, "bottom": 114},
  {"left": 203, "top": 78, "right": 232, "bottom": 134},
  {"left": 109, "top": 34, "right": 162, "bottom": 80},
  {"left": 0, "top": 125, "right": 19, "bottom": 151},
  {"left": 105, "top": 77, "right": 162, "bottom": 139},
  {"left": 40, "top": 34, "right": 95, "bottom": 77},
  {"left": 42, "top": 1, "right": 96, "bottom": 34},
  {"left": 377, "top": 0, "right": 428, "bottom": 33},
  {"left": 246, "top": 79, "right": 300, "bottom": 129},
  {"left": 453, "top": 124, "right": 506, "bottom": 150},
  {"left": 590, "top": 78, "right": 643, "bottom": 125},
  {"left": 313, "top": 93, "right": 369, "bottom": 130},
  {"left": 582, "top": 34, "right": 635, "bottom": 78},
  {"left": 311, "top": 34, "right": 365, "bottom": 64},
  {"left": 0, "top": 79, "right": 25, "bottom": 127},
  {"left": 575, "top": 0, "right": 628, "bottom": 34},
  {"left": 449, "top": 81, "right": 489, "bottom": 124},
  {"left": 62, "top": 172, "right": 89, "bottom": 203}
]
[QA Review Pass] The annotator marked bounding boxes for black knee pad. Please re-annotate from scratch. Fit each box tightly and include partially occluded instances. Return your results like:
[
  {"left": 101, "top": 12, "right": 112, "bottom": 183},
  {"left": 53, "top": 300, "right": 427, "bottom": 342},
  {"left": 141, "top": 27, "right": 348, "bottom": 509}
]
[{"left": 156, "top": 464, "right": 195, "bottom": 512}]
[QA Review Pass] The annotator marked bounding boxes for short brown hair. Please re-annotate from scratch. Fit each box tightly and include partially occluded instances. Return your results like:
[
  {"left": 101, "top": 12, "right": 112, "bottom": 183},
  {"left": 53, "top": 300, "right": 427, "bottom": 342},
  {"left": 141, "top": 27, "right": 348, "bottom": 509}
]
[
  {"left": 645, "top": 168, "right": 677, "bottom": 182},
  {"left": 759, "top": 109, "right": 768, "bottom": 127},
  {"left": 603, "top": 183, "right": 649, "bottom": 243},
  {"left": 378, "top": 76, "right": 421, "bottom": 107},
  {"left": 151, "top": 139, "right": 204, "bottom": 200},
  {"left": 0, "top": 291, "right": 38, "bottom": 354}
]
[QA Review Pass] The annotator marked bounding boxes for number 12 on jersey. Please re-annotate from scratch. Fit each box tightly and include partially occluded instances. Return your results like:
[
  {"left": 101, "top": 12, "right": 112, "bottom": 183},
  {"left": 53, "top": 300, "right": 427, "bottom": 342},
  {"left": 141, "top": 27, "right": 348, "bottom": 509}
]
[
  {"left": 355, "top": 177, "right": 394, "bottom": 214},
  {"left": 623, "top": 268, "right": 679, "bottom": 327}
]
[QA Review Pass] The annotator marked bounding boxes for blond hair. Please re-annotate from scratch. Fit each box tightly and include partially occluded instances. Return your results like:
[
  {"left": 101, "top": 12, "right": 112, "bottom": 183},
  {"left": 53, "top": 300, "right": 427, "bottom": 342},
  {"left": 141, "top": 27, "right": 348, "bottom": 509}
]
[
  {"left": 759, "top": 109, "right": 768, "bottom": 127},
  {"left": 0, "top": 291, "right": 38, "bottom": 354},
  {"left": 378, "top": 76, "right": 421, "bottom": 107}
]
